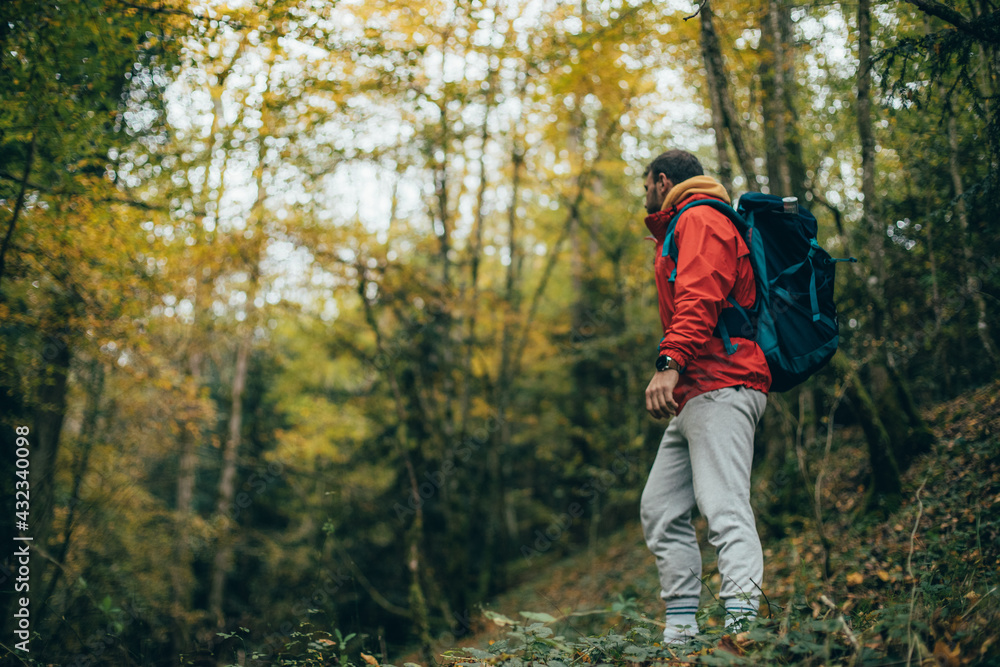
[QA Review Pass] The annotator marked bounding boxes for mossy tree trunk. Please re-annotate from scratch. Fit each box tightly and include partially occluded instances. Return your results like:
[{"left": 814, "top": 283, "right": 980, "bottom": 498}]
[{"left": 832, "top": 355, "right": 902, "bottom": 513}]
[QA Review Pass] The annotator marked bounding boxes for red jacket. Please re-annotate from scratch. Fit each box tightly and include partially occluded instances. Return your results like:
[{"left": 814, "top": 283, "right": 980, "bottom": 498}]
[{"left": 646, "top": 192, "right": 771, "bottom": 412}]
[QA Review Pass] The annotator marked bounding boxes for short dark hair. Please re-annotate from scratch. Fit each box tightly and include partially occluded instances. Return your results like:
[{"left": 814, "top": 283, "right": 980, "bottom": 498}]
[{"left": 644, "top": 149, "right": 704, "bottom": 185}]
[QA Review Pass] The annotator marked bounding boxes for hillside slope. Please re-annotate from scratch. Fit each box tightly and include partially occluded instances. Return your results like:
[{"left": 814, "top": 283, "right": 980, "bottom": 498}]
[{"left": 417, "top": 381, "right": 1000, "bottom": 666}]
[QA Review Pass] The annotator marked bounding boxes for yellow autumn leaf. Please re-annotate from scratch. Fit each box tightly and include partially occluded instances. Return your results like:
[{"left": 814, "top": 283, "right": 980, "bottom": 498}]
[
  {"left": 876, "top": 570, "right": 890, "bottom": 582},
  {"left": 847, "top": 572, "right": 864, "bottom": 585},
  {"left": 360, "top": 653, "right": 379, "bottom": 666}
]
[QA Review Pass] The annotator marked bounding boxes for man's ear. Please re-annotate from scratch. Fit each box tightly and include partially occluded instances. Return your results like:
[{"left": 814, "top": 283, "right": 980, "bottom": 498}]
[{"left": 657, "top": 173, "right": 672, "bottom": 193}]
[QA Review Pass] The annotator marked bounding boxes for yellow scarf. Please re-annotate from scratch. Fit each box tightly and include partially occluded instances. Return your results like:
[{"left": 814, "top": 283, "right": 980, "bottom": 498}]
[{"left": 661, "top": 175, "right": 731, "bottom": 211}]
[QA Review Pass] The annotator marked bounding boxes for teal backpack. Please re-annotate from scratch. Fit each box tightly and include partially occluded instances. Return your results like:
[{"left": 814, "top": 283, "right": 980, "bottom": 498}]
[{"left": 662, "top": 192, "right": 856, "bottom": 392}]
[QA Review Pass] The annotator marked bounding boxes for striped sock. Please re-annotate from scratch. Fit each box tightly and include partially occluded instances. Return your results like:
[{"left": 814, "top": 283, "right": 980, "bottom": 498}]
[
  {"left": 663, "top": 597, "right": 700, "bottom": 643},
  {"left": 724, "top": 597, "right": 759, "bottom": 630}
]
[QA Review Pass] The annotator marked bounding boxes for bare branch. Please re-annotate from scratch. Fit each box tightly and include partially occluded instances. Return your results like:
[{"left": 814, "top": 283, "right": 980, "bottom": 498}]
[
  {"left": 0, "top": 170, "right": 45, "bottom": 192},
  {"left": 905, "top": 0, "right": 1000, "bottom": 43},
  {"left": 114, "top": 0, "right": 201, "bottom": 18},
  {"left": 684, "top": 0, "right": 708, "bottom": 21},
  {"left": 0, "top": 130, "right": 37, "bottom": 292},
  {"left": 335, "top": 547, "right": 412, "bottom": 619}
]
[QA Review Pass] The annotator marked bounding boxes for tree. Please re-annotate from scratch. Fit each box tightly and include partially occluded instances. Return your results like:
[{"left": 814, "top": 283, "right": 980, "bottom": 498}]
[{"left": 0, "top": 0, "right": 191, "bottom": 643}]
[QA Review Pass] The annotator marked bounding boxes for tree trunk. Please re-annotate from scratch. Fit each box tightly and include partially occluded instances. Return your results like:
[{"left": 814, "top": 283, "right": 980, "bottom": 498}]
[
  {"left": 453, "top": 81, "right": 493, "bottom": 620},
  {"left": 480, "top": 133, "right": 524, "bottom": 600},
  {"left": 32, "top": 325, "right": 71, "bottom": 554},
  {"left": 761, "top": 0, "right": 792, "bottom": 196},
  {"left": 36, "top": 358, "right": 102, "bottom": 632},
  {"left": 885, "top": 360, "right": 936, "bottom": 468},
  {"left": 208, "top": 335, "right": 251, "bottom": 627},
  {"left": 777, "top": 3, "right": 808, "bottom": 200},
  {"left": 406, "top": 502, "right": 435, "bottom": 666},
  {"left": 797, "top": 385, "right": 817, "bottom": 457},
  {"left": 208, "top": 59, "right": 270, "bottom": 626},
  {"left": 759, "top": 0, "right": 807, "bottom": 200},
  {"left": 700, "top": 0, "right": 759, "bottom": 190},
  {"left": 172, "top": 351, "right": 203, "bottom": 651},
  {"left": 13, "top": 319, "right": 73, "bottom": 645},
  {"left": 855, "top": 0, "right": 933, "bottom": 491},
  {"left": 857, "top": 0, "right": 885, "bottom": 334},
  {"left": 700, "top": 5, "right": 734, "bottom": 194},
  {"left": 435, "top": 99, "right": 453, "bottom": 287},
  {"left": 922, "top": 197, "right": 949, "bottom": 394},
  {"left": 176, "top": 355, "right": 202, "bottom": 516},
  {"left": 969, "top": 0, "right": 1000, "bottom": 178},
  {"left": 832, "top": 355, "right": 902, "bottom": 513},
  {"left": 360, "top": 279, "right": 436, "bottom": 663},
  {"left": 947, "top": 101, "right": 999, "bottom": 366},
  {"left": 757, "top": 394, "right": 809, "bottom": 536},
  {"left": 0, "top": 129, "right": 37, "bottom": 293}
]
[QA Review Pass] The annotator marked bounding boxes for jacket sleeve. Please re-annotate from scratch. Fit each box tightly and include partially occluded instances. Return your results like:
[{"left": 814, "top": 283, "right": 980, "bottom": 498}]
[{"left": 658, "top": 209, "right": 740, "bottom": 368}]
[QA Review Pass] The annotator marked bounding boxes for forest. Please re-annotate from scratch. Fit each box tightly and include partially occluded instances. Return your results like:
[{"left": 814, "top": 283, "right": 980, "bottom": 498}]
[{"left": 0, "top": 0, "right": 998, "bottom": 665}]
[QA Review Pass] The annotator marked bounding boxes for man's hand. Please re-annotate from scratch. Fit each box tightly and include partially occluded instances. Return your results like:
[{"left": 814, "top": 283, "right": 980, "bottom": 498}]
[{"left": 646, "top": 369, "right": 680, "bottom": 419}]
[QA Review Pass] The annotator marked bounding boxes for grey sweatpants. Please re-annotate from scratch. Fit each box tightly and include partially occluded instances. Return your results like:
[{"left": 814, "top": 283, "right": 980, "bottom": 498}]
[{"left": 640, "top": 386, "right": 767, "bottom": 607}]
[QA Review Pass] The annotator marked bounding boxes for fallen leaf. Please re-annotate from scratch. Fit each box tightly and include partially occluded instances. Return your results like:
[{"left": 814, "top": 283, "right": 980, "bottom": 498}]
[
  {"left": 716, "top": 634, "right": 746, "bottom": 657},
  {"left": 847, "top": 572, "right": 864, "bottom": 586},
  {"left": 932, "top": 640, "right": 961, "bottom": 667},
  {"left": 361, "top": 652, "right": 379, "bottom": 666},
  {"left": 483, "top": 610, "right": 517, "bottom": 627},
  {"left": 876, "top": 569, "right": 890, "bottom": 582},
  {"left": 519, "top": 611, "right": 557, "bottom": 623}
]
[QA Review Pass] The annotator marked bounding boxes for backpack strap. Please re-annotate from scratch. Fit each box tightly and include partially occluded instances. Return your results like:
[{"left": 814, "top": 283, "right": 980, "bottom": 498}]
[
  {"left": 668, "top": 198, "right": 747, "bottom": 236},
  {"left": 663, "top": 225, "right": 678, "bottom": 282},
  {"left": 770, "top": 239, "right": 852, "bottom": 323},
  {"left": 715, "top": 297, "right": 741, "bottom": 354},
  {"left": 661, "top": 199, "right": 757, "bottom": 351},
  {"left": 662, "top": 198, "right": 746, "bottom": 274},
  {"left": 716, "top": 297, "right": 756, "bottom": 353}
]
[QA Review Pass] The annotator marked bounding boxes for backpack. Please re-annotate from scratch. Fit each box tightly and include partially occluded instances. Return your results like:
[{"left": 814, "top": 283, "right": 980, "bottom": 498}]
[{"left": 662, "top": 192, "right": 856, "bottom": 393}]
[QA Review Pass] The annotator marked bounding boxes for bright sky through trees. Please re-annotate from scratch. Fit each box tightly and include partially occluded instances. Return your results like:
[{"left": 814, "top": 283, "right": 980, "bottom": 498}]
[{"left": 148, "top": 0, "right": 743, "bottom": 325}]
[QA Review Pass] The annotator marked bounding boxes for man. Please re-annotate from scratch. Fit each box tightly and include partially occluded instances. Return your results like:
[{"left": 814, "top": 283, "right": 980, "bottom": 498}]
[{"left": 638, "top": 149, "right": 771, "bottom": 644}]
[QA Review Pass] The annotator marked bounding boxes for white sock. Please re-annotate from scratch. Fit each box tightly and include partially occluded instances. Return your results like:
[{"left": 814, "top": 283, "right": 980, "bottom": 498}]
[
  {"left": 663, "top": 598, "right": 699, "bottom": 643},
  {"left": 724, "top": 597, "right": 759, "bottom": 630}
]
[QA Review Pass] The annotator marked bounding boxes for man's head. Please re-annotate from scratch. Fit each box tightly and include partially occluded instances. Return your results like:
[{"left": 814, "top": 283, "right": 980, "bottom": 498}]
[{"left": 643, "top": 149, "right": 705, "bottom": 215}]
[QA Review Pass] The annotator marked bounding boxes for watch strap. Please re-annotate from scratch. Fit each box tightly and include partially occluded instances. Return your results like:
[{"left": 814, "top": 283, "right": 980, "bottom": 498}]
[{"left": 656, "top": 354, "right": 683, "bottom": 373}]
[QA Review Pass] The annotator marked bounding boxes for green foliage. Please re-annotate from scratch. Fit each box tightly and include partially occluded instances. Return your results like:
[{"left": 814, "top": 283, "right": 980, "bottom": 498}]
[
  {"left": 2, "top": 1, "right": 1000, "bottom": 666},
  {"left": 202, "top": 623, "right": 344, "bottom": 667}
]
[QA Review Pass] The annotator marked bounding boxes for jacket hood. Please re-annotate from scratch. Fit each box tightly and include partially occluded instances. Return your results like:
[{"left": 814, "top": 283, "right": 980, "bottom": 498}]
[
  {"left": 662, "top": 175, "right": 731, "bottom": 211},
  {"left": 644, "top": 175, "right": 731, "bottom": 241}
]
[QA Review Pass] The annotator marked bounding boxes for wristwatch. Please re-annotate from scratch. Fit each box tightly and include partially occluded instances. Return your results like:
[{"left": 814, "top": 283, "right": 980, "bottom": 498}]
[{"left": 656, "top": 354, "right": 683, "bottom": 373}]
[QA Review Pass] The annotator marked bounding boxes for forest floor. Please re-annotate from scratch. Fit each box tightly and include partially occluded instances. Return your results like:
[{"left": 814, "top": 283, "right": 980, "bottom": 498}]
[
  {"left": 226, "top": 381, "right": 1000, "bottom": 667},
  {"left": 411, "top": 379, "right": 1000, "bottom": 667}
]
